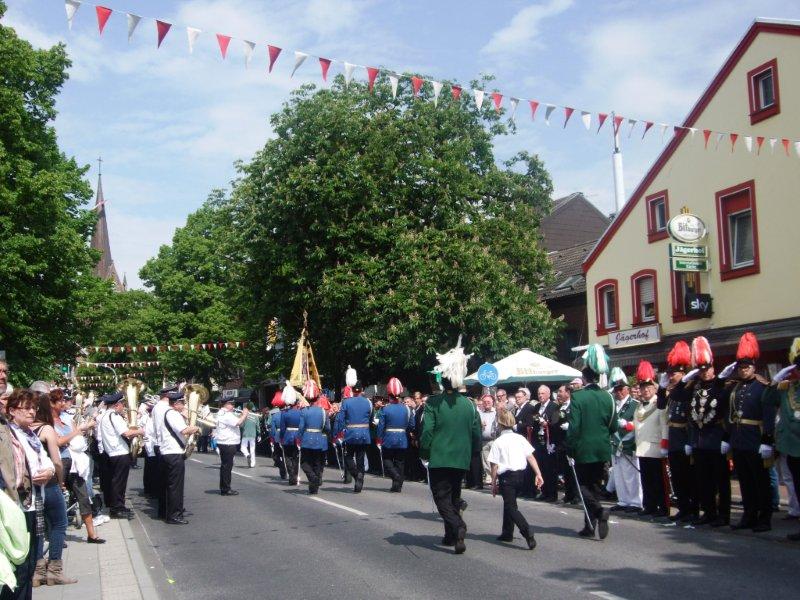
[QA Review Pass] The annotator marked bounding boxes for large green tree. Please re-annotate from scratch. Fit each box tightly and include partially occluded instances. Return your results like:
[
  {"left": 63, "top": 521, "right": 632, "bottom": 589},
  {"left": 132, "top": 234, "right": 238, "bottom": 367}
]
[
  {"left": 0, "top": 3, "right": 110, "bottom": 384},
  {"left": 233, "top": 75, "right": 561, "bottom": 388}
]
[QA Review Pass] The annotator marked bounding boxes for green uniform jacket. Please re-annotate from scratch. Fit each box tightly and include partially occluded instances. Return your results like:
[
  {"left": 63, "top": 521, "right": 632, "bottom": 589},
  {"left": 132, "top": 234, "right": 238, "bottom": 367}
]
[
  {"left": 420, "top": 391, "right": 481, "bottom": 470},
  {"left": 764, "top": 382, "right": 800, "bottom": 457},
  {"left": 610, "top": 396, "right": 638, "bottom": 455},
  {"left": 566, "top": 383, "right": 617, "bottom": 464}
]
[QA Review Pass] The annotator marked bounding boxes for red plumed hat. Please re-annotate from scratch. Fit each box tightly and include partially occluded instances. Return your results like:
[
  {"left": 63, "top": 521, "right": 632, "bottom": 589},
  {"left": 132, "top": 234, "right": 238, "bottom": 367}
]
[
  {"left": 691, "top": 336, "right": 713, "bottom": 368},
  {"left": 302, "top": 379, "right": 320, "bottom": 399},
  {"left": 317, "top": 395, "right": 331, "bottom": 411},
  {"left": 636, "top": 360, "right": 656, "bottom": 385},
  {"left": 386, "top": 377, "right": 404, "bottom": 397},
  {"left": 666, "top": 341, "right": 691, "bottom": 370},
  {"left": 341, "top": 386, "right": 353, "bottom": 399},
  {"left": 271, "top": 390, "right": 284, "bottom": 408},
  {"left": 736, "top": 332, "right": 760, "bottom": 365}
]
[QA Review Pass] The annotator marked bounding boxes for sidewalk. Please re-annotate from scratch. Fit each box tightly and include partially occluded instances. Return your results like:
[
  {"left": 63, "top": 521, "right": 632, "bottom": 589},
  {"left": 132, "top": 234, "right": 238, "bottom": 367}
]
[{"left": 34, "top": 513, "right": 160, "bottom": 600}]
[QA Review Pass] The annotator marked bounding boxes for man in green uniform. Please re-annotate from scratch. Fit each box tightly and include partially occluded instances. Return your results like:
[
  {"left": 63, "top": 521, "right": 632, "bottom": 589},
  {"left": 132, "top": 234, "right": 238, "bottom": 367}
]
[
  {"left": 420, "top": 339, "right": 481, "bottom": 555},
  {"left": 566, "top": 344, "right": 617, "bottom": 540}
]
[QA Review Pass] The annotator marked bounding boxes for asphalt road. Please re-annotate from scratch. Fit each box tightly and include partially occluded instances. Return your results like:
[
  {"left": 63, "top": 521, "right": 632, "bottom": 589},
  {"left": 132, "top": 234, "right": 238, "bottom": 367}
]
[{"left": 126, "top": 452, "right": 799, "bottom": 600}]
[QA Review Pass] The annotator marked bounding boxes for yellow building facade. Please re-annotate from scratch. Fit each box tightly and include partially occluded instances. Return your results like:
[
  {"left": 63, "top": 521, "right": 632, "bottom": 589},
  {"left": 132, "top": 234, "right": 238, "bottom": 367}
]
[{"left": 583, "top": 19, "right": 800, "bottom": 371}]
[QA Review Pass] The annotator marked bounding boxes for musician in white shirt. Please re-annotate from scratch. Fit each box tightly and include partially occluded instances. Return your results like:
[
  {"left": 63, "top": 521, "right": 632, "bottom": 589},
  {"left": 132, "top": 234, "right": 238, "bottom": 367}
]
[
  {"left": 158, "top": 393, "right": 199, "bottom": 524},
  {"left": 98, "top": 392, "right": 142, "bottom": 519},
  {"left": 215, "top": 398, "right": 249, "bottom": 496}
]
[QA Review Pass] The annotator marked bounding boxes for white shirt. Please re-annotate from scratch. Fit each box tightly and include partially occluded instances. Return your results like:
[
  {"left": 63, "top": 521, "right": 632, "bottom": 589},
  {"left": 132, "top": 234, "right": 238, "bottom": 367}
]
[
  {"left": 94, "top": 406, "right": 106, "bottom": 454},
  {"left": 151, "top": 400, "right": 170, "bottom": 448},
  {"left": 141, "top": 413, "right": 155, "bottom": 457},
  {"left": 487, "top": 429, "right": 535, "bottom": 475},
  {"left": 215, "top": 409, "right": 241, "bottom": 445},
  {"left": 159, "top": 409, "right": 187, "bottom": 455},
  {"left": 99, "top": 410, "right": 130, "bottom": 457}
]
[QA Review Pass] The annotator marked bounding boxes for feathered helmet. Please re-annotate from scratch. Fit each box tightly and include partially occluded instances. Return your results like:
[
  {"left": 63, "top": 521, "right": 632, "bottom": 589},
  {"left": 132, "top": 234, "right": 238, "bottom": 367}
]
[
  {"left": 317, "top": 395, "right": 331, "bottom": 411},
  {"left": 386, "top": 377, "right": 404, "bottom": 398},
  {"left": 666, "top": 340, "right": 691, "bottom": 372},
  {"left": 341, "top": 386, "right": 354, "bottom": 399},
  {"left": 736, "top": 332, "right": 760, "bottom": 366},
  {"left": 271, "top": 390, "right": 285, "bottom": 408},
  {"left": 788, "top": 338, "right": 800, "bottom": 368},
  {"left": 691, "top": 336, "right": 714, "bottom": 369},
  {"left": 345, "top": 365, "right": 358, "bottom": 387},
  {"left": 302, "top": 379, "right": 320, "bottom": 400},
  {"left": 635, "top": 360, "right": 657, "bottom": 386},
  {"left": 433, "top": 335, "right": 472, "bottom": 389},
  {"left": 609, "top": 367, "right": 628, "bottom": 388},
  {"left": 282, "top": 382, "right": 297, "bottom": 406},
  {"left": 581, "top": 343, "right": 610, "bottom": 375}
]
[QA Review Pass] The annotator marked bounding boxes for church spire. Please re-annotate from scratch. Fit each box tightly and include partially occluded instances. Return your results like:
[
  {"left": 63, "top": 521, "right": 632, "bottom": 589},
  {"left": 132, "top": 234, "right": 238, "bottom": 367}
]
[{"left": 90, "top": 158, "right": 124, "bottom": 292}]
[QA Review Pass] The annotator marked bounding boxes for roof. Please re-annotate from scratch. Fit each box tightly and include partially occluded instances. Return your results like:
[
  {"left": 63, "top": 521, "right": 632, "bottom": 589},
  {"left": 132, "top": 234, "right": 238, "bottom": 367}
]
[
  {"left": 90, "top": 174, "right": 124, "bottom": 291},
  {"left": 540, "top": 192, "right": 611, "bottom": 252},
  {"left": 541, "top": 240, "right": 595, "bottom": 300},
  {"left": 583, "top": 19, "right": 800, "bottom": 273}
]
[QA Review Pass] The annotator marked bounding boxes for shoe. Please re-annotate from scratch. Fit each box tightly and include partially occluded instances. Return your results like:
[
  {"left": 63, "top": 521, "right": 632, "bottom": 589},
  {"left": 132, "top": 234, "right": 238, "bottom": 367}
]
[
  {"left": 46, "top": 559, "right": 77, "bottom": 586},
  {"left": 651, "top": 510, "right": 669, "bottom": 520},
  {"left": 32, "top": 559, "right": 47, "bottom": 588},
  {"left": 752, "top": 522, "right": 772, "bottom": 533},
  {"left": 787, "top": 532, "right": 800, "bottom": 541},
  {"left": 354, "top": 474, "right": 364, "bottom": 493},
  {"left": 221, "top": 490, "right": 240, "bottom": 496},
  {"left": 87, "top": 537, "right": 106, "bottom": 544},
  {"left": 710, "top": 516, "right": 729, "bottom": 528},
  {"left": 90, "top": 514, "right": 109, "bottom": 525},
  {"left": 691, "top": 514, "right": 717, "bottom": 526},
  {"left": 110, "top": 511, "right": 132, "bottom": 520},
  {"left": 578, "top": 526, "right": 596, "bottom": 538},
  {"left": 441, "top": 537, "right": 455, "bottom": 547},
  {"left": 166, "top": 517, "right": 189, "bottom": 525},
  {"left": 543, "top": 496, "right": 558, "bottom": 503},
  {"left": 624, "top": 506, "right": 641, "bottom": 514},
  {"left": 526, "top": 534, "right": 537, "bottom": 550},
  {"left": 731, "top": 516, "right": 756, "bottom": 530},
  {"left": 308, "top": 486, "right": 318, "bottom": 495},
  {"left": 496, "top": 534, "right": 513, "bottom": 542},
  {"left": 597, "top": 510, "right": 610, "bottom": 540},
  {"left": 454, "top": 526, "right": 466, "bottom": 555},
  {"left": 669, "top": 511, "right": 685, "bottom": 522},
  {"left": 637, "top": 509, "right": 654, "bottom": 518},
  {"left": 459, "top": 499, "right": 468, "bottom": 514},
  {"left": 680, "top": 513, "right": 697, "bottom": 523},
  {"left": 609, "top": 505, "right": 627, "bottom": 512}
]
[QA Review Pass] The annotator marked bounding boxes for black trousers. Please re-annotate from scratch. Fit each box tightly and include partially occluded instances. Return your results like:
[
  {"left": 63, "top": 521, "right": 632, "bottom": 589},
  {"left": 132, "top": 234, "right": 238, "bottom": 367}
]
[
  {"left": 382, "top": 448, "right": 406, "bottom": 484},
  {"left": 162, "top": 453, "right": 185, "bottom": 520},
  {"left": 694, "top": 449, "right": 730, "bottom": 518},
  {"left": 197, "top": 434, "right": 210, "bottom": 453},
  {"left": 466, "top": 451, "right": 483, "bottom": 488},
  {"left": 787, "top": 455, "right": 800, "bottom": 515},
  {"left": 574, "top": 461, "right": 605, "bottom": 528},
  {"left": 499, "top": 469, "right": 533, "bottom": 538},
  {"left": 668, "top": 451, "right": 698, "bottom": 515},
  {"left": 0, "top": 511, "right": 36, "bottom": 600},
  {"left": 218, "top": 444, "right": 238, "bottom": 492},
  {"left": 143, "top": 455, "right": 158, "bottom": 496},
  {"left": 640, "top": 457, "right": 667, "bottom": 513},
  {"left": 732, "top": 449, "right": 772, "bottom": 524},
  {"left": 300, "top": 448, "right": 325, "bottom": 488},
  {"left": 429, "top": 467, "right": 467, "bottom": 542},
  {"left": 107, "top": 454, "right": 132, "bottom": 511},
  {"left": 556, "top": 445, "right": 578, "bottom": 500},
  {"left": 534, "top": 443, "right": 558, "bottom": 499},
  {"left": 406, "top": 442, "right": 423, "bottom": 481},
  {"left": 282, "top": 445, "right": 299, "bottom": 483},
  {"left": 273, "top": 443, "right": 287, "bottom": 478},
  {"left": 96, "top": 451, "right": 110, "bottom": 506},
  {"left": 344, "top": 443, "right": 368, "bottom": 478}
]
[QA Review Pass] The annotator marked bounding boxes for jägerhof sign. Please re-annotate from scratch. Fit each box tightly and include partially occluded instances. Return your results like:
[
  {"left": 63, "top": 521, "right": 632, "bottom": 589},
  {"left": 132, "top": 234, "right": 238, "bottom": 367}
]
[{"left": 608, "top": 324, "right": 661, "bottom": 349}]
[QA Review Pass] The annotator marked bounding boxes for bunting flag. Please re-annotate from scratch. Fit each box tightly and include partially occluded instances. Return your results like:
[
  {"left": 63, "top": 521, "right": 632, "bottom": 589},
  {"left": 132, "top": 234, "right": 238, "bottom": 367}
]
[
  {"left": 344, "top": 62, "right": 356, "bottom": 86},
  {"left": 366, "top": 67, "right": 379, "bottom": 92},
  {"left": 769, "top": 137, "right": 777, "bottom": 153},
  {"left": 388, "top": 73, "right": 399, "bottom": 98},
  {"left": 626, "top": 118, "right": 637, "bottom": 138},
  {"left": 319, "top": 57, "right": 332, "bottom": 81},
  {"left": 156, "top": 20, "right": 171, "bottom": 48},
  {"left": 563, "top": 106, "right": 574, "bottom": 128},
  {"left": 473, "top": 89, "right": 484, "bottom": 109},
  {"left": 612, "top": 114, "right": 624, "bottom": 135},
  {"left": 216, "top": 33, "right": 231, "bottom": 59},
  {"left": 451, "top": 85, "right": 462, "bottom": 100},
  {"left": 186, "top": 27, "right": 201, "bottom": 53},
  {"left": 82, "top": 341, "right": 247, "bottom": 354},
  {"left": 744, "top": 136, "right": 753, "bottom": 153},
  {"left": 291, "top": 51, "right": 308, "bottom": 77},
  {"left": 492, "top": 92, "right": 503, "bottom": 113},
  {"left": 431, "top": 81, "right": 443, "bottom": 106},
  {"left": 126, "top": 13, "right": 141, "bottom": 42},
  {"left": 642, "top": 121, "right": 654, "bottom": 139},
  {"left": 544, "top": 104, "right": 556, "bottom": 125},
  {"left": 243, "top": 40, "right": 255, "bottom": 69},
  {"left": 95, "top": 5, "right": 112, "bottom": 34},
  {"left": 596, "top": 112, "right": 608, "bottom": 133},
  {"left": 65, "top": 1, "right": 81, "bottom": 30},
  {"left": 795, "top": 141, "right": 800, "bottom": 157},
  {"left": 782, "top": 138, "right": 791, "bottom": 156},
  {"left": 730, "top": 133, "right": 738, "bottom": 152},
  {"left": 529, "top": 100, "right": 540, "bottom": 120},
  {"left": 411, "top": 76, "right": 423, "bottom": 97},
  {"left": 715, "top": 132, "right": 724, "bottom": 150},
  {"left": 267, "top": 45, "right": 282, "bottom": 72},
  {"left": 688, "top": 127, "right": 698, "bottom": 139},
  {"left": 756, "top": 136, "right": 765, "bottom": 154},
  {"left": 509, "top": 98, "right": 520, "bottom": 123},
  {"left": 83, "top": 361, "right": 161, "bottom": 367},
  {"left": 580, "top": 110, "right": 591, "bottom": 130},
  {"left": 659, "top": 123, "right": 669, "bottom": 142},
  {"left": 703, "top": 129, "right": 712, "bottom": 148}
]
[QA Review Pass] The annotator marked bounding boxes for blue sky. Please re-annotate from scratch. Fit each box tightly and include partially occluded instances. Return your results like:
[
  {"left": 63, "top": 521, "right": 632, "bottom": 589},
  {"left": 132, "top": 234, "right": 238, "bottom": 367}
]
[{"left": 5, "top": 0, "right": 799, "bottom": 288}]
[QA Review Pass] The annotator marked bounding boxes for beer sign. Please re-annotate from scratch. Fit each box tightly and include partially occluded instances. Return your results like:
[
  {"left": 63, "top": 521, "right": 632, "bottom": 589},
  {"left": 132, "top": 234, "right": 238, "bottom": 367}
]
[{"left": 667, "top": 213, "right": 707, "bottom": 244}]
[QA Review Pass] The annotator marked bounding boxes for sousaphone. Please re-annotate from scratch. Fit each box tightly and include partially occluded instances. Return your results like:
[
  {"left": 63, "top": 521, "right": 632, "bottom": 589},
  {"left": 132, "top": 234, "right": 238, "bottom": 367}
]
[
  {"left": 184, "top": 384, "right": 209, "bottom": 457},
  {"left": 119, "top": 378, "right": 145, "bottom": 457}
]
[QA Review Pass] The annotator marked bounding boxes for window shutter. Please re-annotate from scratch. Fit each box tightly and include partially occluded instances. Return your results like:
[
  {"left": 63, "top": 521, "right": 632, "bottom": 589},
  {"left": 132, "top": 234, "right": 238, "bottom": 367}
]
[{"left": 638, "top": 277, "right": 654, "bottom": 304}]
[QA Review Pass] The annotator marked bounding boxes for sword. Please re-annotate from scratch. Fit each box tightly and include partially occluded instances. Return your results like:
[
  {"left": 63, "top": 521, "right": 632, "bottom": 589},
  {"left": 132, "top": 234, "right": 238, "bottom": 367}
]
[
  {"left": 378, "top": 444, "right": 385, "bottom": 478},
  {"left": 297, "top": 446, "right": 302, "bottom": 485},
  {"left": 567, "top": 456, "right": 594, "bottom": 528},
  {"left": 424, "top": 463, "right": 436, "bottom": 514}
]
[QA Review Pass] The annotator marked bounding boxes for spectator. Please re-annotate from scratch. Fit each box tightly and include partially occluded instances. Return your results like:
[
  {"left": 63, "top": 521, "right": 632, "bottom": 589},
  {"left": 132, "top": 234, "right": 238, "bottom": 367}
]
[
  {"left": 552, "top": 385, "right": 578, "bottom": 504},
  {"left": 478, "top": 394, "right": 497, "bottom": 485}
]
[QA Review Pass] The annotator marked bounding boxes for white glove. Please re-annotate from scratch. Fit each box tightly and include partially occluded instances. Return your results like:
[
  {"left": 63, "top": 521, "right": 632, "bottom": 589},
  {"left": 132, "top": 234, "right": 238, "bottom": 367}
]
[
  {"left": 719, "top": 362, "right": 736, "bottom": 379},
  {"left": 618, "top": 418, "right": 628, "bottom": 429},
  {"left": 546, "top": 443, "right": 555, "bottom": 455},
  {"left": 660, "top": 447, "right": 669, "bottom": 458},
  {"left": 758, "top": 444, "right": 773, "bottom": 460},
  {"left": 658, "top": 372, "right": 670, "bottom": 389},
  {"left": 560, "top": 422, "right": 569, "bottom": 431},
  {"left": 773, "top": 365, "right": 797, "bottom": 384},
  {"left": 684, "top": 444, "right": 693, "bottom": 456},
  {"left": 421, "top": 459, "right": 429, "bottom": 469},
  {"left": 720, "top": 441, "right": 731, "bottom": 455},
  {"left": 682, "top": 369, "right": 699, "bottom": 383}
]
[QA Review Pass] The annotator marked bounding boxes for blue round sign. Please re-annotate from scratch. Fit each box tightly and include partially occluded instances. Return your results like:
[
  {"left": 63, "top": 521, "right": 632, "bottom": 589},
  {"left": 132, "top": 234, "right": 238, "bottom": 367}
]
[{"left": 477, "top": 362, "right": 499, "bottom": 387}]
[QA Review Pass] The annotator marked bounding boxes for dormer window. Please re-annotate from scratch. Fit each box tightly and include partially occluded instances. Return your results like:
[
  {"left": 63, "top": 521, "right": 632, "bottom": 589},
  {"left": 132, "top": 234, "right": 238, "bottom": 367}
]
[{"left": 748, "top": 58, "right": 779, "bottom": 124}]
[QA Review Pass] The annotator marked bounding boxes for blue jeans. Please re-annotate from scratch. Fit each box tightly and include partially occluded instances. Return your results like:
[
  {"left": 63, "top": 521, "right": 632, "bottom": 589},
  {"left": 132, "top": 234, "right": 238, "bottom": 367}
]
[{"left": 37, "top": 483, "right": 68, "bottom": 561}]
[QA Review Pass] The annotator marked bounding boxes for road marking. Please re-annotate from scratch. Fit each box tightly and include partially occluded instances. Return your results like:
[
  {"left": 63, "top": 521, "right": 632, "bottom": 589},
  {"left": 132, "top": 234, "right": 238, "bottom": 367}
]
[
  {"left": 308, "top": 496, "right": 368, "bottom": 517},
  {"left": 591, "top": 591, "right": 630, "bottom": 600},
  {"left": 189, "top": 457, "right": 254, "bottom": 479}
]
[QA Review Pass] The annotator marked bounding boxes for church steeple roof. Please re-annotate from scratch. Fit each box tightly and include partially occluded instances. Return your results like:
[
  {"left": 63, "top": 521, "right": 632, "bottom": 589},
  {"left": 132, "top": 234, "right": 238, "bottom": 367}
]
[{"left": 90, "top": 159, "right": 124, "bottom": 292}]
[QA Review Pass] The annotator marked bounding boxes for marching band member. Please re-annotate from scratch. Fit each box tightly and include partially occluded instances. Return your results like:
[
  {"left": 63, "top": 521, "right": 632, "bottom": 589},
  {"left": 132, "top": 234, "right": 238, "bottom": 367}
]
[
  {"left": 634, "top": 360, "right": 669, "bottom": 520},
  {"left": 158, "top": 392, "right": 199, "bottom": 524},
  {"left": 334, "top": 370, "right": 373, "bottom": 493},
  {"left": 376, "top": 377, "right": 415, "bottom": 493},
  {"left": 269, "top": 393, "right": 287, "bottom": 480},
  {"left": 152, "top": 386, "right": 177, "bottom": 518},
  {"left": 298, "top": 381, "right": 328, "bottom": 494},
  {"left": 215, "top": 397, "right": 250, "bottom": 496},
  {"left": 279, "top": 385, "right": 302, "bottom": 486},
  {"left": 141, "top": 400, "right": 157, "bottom": 497},
  {"left": 98, "top": 392, "right": 142, "bottom": 519}
]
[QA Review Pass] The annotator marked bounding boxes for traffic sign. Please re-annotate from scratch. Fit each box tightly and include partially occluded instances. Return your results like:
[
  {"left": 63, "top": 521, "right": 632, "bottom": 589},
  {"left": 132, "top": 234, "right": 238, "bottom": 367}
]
[
  {"left": 669, "top": 243, "right": 707, "bottom": 258},
  {"left": 477, "top": 362, "right": 499, "bottom": 387},
  {"left": 671, "top": 257, "right": 709, "bottom": 272}
]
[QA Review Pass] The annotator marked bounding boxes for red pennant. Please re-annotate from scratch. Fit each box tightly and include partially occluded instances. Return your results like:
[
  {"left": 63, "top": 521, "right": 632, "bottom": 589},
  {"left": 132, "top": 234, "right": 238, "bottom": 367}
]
[
  {"left": 596, "top": 113, "right": 608, "bottom": 133},
  {"left": 529, "top": 100, "right": 540, "bottom": 120},
  {"left": 267, "top": 45, "right": 282, "bottom": 72},
  {"left": 319, "top": 57, "right": 332, "bottom": 81},
  {"left": 563, "top": 107, "right": 574, "bottom": 128},
  {"left": 613, "top": 115, "right": 624, "bottom": 135},
  {"left": 411, "top": 76, "right": 423, "bottom": 97},
  {"left": 703, "top": 129, "right": 711, "bottom": 149},
  {"left": 451, "top": 85, "right": 462, "bottom": 100},
  {"left": 641, "top": 121, "right": 654, "bottom": 139},
  {"left": 782, "top": 138, "right": 790, "bottom": 156},
  {"left": 366, "top": 67, "right": 379, "bottom": 92},
  {"left": 95, "top": 6, "right": 112, "bottom": 35},
  {"left": 756, "top": 136, "right": 765, "bottom": 154},
  {"left": 730, "top": 133, "right": 738, "bottom": 152},
  {"left": 674, "top": 126, "right": 682, "bottom": 135},
  {"left": 216, "top": 34, "right": 231, "bottom": 59},
  {"left": 156, "top": 20, "right": 172, "bottom": 48},
  {"left": 492, "top": 92, "right": 503, "bottom": 112}
]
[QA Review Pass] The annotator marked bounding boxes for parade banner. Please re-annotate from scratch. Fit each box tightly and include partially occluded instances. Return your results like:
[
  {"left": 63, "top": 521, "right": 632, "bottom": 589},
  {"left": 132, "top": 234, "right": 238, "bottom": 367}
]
[
  {"left": 81, "top": 341, "right": 247, "bottom": 354},
  {"left": 82, "top": 361, "right": 161, "bottom": 367}
]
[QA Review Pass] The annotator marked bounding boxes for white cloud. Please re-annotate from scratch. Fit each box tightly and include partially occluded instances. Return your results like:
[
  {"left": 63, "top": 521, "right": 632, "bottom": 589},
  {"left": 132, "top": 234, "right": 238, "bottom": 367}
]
[{"left": 482, "top": 0, "right": 574, "bottom": 58}]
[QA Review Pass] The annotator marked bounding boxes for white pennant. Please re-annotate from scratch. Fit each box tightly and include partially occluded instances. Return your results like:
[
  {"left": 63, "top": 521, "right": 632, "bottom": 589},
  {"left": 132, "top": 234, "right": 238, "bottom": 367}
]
[
  {"left": 473, "top": 89, "right": 485, "bottom": 110},
  {"left": 243, "top": 40, "right": 255, "bottom": 69},
  {"left": 186, "top": 27, "right": 201, "bottom": 53},
  {"left": 580, "top": 111, "right": 591, "bottom": 130},
  {"left": 795, "top": 141, "right": 800, "bottom": 158},
  {"left": 660, "top": 123, "right": 669, "bottom": 142},
  {"left": 344, "top": 62, "right": 357, "bottom": 86},
  {"left": 715, "top": 133, "right": 724, "bottom": 149},
  {"left": 291, "top": 51, "right": 308, "bottom": 77},
  {"left": 388, "top": 74, "right": 399, "bottom": 98},
  {"left": 65, "top": 0, "right": 81, "bottom": 30},
  {"left": 769, "top": 137, "right": 777, "bottom": 153},
  {"left": 627, "top": 118, "right": 637, "bottom": 138},
  {"left": 509, "top": 98, "right": 520, "bottom": 122},
  {"left": 431, "top": 81, "right": 443, "bottom": 106},
  {"left": 744, "top": 136, "right": 753, "bottom": 153},
  {"left": 688, "top": 127, "right": 697, "bottom": 139},
  {"left": 544, "top": 104, "right": 556, "bottom": 125},
  {"left": 126, "top": 13, "right": 141, "bottom": 42}
]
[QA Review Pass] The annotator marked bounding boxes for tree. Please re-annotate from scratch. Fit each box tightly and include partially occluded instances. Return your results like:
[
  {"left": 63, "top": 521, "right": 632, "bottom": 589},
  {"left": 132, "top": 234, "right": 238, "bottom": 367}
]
[
  {"left": 233, "top": 75, "right": 561, "bottom": 388},
  {"left": 0, "top": 3, "right": 110, "bottom": 384}
]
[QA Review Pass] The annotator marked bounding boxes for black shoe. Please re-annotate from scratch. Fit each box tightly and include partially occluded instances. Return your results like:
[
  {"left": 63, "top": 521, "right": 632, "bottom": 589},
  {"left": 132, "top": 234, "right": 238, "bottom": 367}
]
[
  {"left": 731, "top": 517, "right": 756, "bottom": 530},
  {"left": 308, "top": 486, "right": 318, "bottom": 495},
  {"left": 680, "top": 512, "right": 697, "bottom": 524},
  {"left": 752, "top": 522, "right": 772, "bottom": 533},
  {"left": 110, "top": 511, "right": 132, "bottom": 520},
  {"left": 597, "top": 510, "right": 610, "bottom": 540},
  {"left": 710, "top": 516, "right": 729, "bottom": 528},
  {"left": 609, "top": 505, "right": 627, "bottom": 512},
  {"left": 454, "top": 526, "right": 466, "bottom": 555},
  {"left": 651, "top": 510, "right": 669, "bottom": 520},
  {"left": 441, "top": 537, "right": 455, "bottom": 547},
  {"left": 459, "top": 500, "right": 468, "bottom": 514},
  {"left": 692, "top": 514, "right": 717, "bottom": 526},
  {"left": 221, "top": 490, "right": 239, "bottom": 496},
  {"left": 638, "top": 509, "right": 654, "bottom": 518},
  {"left": 543, "top": 495, "right": 558, "bottom": 503},
  {"left": 669, "top": 511, "right": 685, "bottom": 522},
  {"left": 166, "top": 517, "right": 189, "bottom": 525},
  {"left": 354, "top": 474, "right": 364, "bottom": 493},
  {"left": 578, "top": 526, "right": 596, "bottom": 538},
  {"left": 496, "top": 534, "right": 513, "bottom": 542},
  {"left": 624, "top": 506, "right": 641, "bottom": 513},
  {"left": 87, "top": 537, "right": 106, "bottom": 544},
  {"left": 526, "top": 534, "right": 537, "bottom": 550},
  {"left": 787, "top": 532, "right": 800, "bottom": 541}
]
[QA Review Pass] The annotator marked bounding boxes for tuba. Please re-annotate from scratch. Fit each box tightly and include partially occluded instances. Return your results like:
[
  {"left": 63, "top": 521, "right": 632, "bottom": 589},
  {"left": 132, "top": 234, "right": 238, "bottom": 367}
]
[
  {"left": 119, "top": 378, "right": 145, "bottom": 457},
  {"left": 73, "top": 392, "right": 85, "bottom": 428},
  {"left": 184, "top": 384, "right": 210, "bottom": 457}
]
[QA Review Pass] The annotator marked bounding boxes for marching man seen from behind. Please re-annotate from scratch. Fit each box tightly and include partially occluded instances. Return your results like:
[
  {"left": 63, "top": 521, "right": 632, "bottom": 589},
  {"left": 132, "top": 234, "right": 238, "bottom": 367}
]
[
  {"left": 216, "top": 397, "right": 249, "bottom": 496},
  {"left": 159, "top": 392, "right": 199, "bottom": 524},
  {"left": 334, "top": 369, "right": 373, "bottom": 493}
]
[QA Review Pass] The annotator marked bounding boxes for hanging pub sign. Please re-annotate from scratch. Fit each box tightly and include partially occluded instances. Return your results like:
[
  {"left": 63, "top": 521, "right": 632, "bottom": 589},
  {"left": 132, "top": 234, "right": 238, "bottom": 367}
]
[
  {"left": 685, "top": 293, "right": 713, "bottom": 317},
  {"left": 667, "top": 211, "right": 708, "bottom": 244}
]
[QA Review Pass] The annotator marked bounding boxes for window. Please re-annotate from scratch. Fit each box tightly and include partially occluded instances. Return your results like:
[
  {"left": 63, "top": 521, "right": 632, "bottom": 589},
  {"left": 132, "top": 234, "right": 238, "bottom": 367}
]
[
  {"left": 715, "top": 180, "right": 760, "bottom": 280},
  {"left": 747, "top": 58, "right": 780, "bottom": 124},
  {"left": 594, "top": 279, "right": 619, "bottom": 335},
  {"left": 671, "top": 271, "right": 701, "bottom": 322},
  {"left": 631, "top": 270, "right": 658, "bottom": 325},
  {"left": 646, "top": 191, "right": 669, "bottom": 242}
]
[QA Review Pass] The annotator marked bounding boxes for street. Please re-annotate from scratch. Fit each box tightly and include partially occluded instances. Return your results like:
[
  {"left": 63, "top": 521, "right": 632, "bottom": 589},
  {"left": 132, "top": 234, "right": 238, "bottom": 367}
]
[{"left": 127, "top": 454, "right": 800, "bottom": 600}]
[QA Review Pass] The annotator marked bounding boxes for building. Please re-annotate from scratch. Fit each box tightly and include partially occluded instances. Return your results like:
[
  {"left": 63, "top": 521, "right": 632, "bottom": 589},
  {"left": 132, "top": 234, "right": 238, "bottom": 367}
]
[
  {"left": 90, "top": 167, "right": 125, "bottom": 292},
  {"left": 540, "top": 193, "right": 611, "bottom": 363},
  {"left": 583, "top": 19, "right": 800, "bottom": 373}
]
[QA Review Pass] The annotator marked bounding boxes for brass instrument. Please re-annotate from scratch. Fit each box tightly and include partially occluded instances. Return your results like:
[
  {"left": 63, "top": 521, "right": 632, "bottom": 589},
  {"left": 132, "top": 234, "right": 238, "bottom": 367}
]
[
  {"left": 119, "top": 378, "right": 145, "bottom": 457},
  {"left": 183, "top": 384, "right": 209, "bottom": 457},
  {"left": 73, "top": 392, "right": 85, "bottom": 428}
]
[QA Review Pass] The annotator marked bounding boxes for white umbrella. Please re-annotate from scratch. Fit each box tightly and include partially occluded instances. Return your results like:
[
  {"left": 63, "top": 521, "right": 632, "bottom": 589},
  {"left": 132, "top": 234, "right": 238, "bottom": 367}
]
[{"left": 464, "top": 348, "right": 581, "bottom": 385}]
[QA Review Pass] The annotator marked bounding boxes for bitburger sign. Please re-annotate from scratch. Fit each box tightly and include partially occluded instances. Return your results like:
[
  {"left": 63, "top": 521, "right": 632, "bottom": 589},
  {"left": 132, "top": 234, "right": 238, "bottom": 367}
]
[{"left": 667, "top": 212, "right": 707, "bottom": 244}]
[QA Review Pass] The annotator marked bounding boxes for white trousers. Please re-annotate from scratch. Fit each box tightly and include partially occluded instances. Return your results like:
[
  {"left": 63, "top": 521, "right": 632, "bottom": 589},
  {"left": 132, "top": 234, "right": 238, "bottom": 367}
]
[
  {"left": 778, "top": 454, "right": 800, "bottom": 517},
  {"left": 611, "top": 453, "right": 642, "bottom": 508},
  {"left": 240, "top": 437, "right": 256, "bottom": 467}
]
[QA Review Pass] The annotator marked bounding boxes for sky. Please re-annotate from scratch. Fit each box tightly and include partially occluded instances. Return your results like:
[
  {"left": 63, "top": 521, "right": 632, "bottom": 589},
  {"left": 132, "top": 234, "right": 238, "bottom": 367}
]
[{"left": 4, "top": 0, "right": 799, "bottom": 288}]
